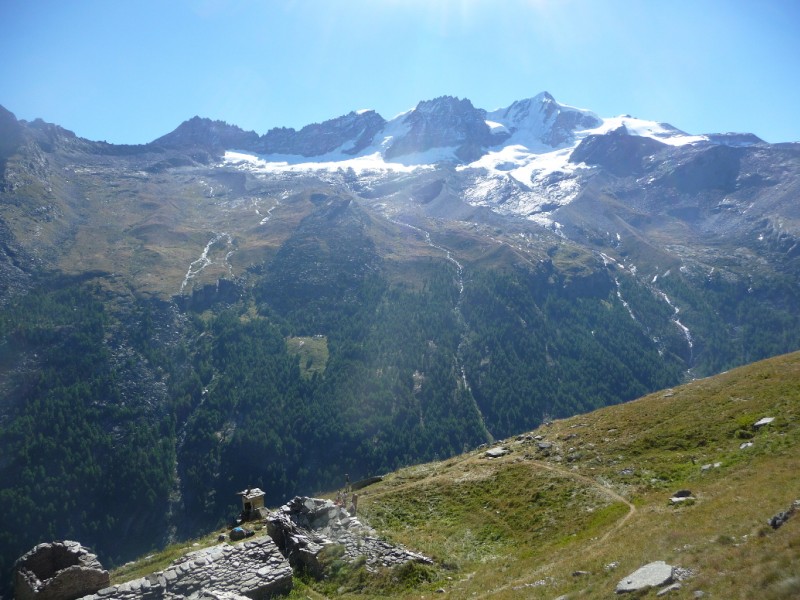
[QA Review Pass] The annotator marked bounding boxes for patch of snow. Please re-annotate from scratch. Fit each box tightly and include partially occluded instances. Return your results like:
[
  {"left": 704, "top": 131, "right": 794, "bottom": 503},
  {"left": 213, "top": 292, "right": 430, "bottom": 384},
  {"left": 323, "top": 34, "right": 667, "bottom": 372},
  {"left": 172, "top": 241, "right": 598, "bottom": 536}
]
[
  {"left": 485, "top": 120, "right": 509, "bottom": 135},
  {"left": 224, "top": 150, "right": 429, "bottom": 175},
  {"left": 179, "top": 232, "right": 233, "bottom": 294},
  {"left": 656, "top": 290, "right": 694, "bottom": 350},
  {"left": 585, "top": 116, "right": 707, "bottom": 146},
  {"left": 615, "top": 278, "right": 637, "bottom": 321}
]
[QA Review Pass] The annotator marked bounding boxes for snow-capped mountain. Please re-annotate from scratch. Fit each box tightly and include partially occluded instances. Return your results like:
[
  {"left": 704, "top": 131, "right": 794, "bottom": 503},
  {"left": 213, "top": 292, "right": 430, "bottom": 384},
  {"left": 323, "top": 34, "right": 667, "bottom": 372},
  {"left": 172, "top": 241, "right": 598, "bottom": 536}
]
[
  {"left": 484, "top": 91, "right": 601, "bottom": 149},
  {"left": 201, "top": 91, "right": 762, "bottom": 174},
  {"left": 193, "top": 91, "right": 776, "bottom": 227}
]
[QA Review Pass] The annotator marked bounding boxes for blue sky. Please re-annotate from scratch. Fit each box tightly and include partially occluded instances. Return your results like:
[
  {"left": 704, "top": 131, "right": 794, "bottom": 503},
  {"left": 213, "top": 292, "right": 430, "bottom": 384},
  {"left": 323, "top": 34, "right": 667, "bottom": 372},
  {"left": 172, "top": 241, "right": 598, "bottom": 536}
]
[{"left": 2, "top": 0, "right": 799, "bottom": 144}]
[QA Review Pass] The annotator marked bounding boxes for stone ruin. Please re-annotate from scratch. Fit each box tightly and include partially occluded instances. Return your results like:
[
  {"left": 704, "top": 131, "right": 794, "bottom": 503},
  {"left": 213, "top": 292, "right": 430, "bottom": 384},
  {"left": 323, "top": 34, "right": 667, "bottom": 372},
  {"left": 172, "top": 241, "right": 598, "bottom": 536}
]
[
  {"left": 266, "top": 496, "right": 432, "bottom": 578},
  {"left": 14, "top": 540, "right": 110, "bottom": 600},
  {"left": 14, "top": 497, "right": 430, "bottom": 599}
]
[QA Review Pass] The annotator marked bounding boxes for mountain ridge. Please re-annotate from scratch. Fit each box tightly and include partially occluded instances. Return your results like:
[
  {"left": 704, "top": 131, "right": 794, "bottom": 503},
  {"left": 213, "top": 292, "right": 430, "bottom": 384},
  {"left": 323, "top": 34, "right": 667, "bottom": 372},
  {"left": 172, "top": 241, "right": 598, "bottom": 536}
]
[{"left": 144, "top": 91, "right": 767, "bottom": 165}]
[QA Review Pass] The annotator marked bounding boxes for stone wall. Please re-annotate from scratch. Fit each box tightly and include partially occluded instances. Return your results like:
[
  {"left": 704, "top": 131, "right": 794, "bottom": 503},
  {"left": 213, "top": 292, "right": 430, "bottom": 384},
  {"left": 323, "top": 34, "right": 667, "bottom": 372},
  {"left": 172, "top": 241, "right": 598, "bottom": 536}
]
[{"left": 79, "top": 538, "right": 292, "bottom": 600}]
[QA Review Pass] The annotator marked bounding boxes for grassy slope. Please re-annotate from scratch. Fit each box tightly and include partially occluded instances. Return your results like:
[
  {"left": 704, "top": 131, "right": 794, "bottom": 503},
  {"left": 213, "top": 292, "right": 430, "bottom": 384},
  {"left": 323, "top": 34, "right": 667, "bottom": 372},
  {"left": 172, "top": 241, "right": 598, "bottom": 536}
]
[{"left": 114, "top": 351, "right": 800, "bottom": 599}]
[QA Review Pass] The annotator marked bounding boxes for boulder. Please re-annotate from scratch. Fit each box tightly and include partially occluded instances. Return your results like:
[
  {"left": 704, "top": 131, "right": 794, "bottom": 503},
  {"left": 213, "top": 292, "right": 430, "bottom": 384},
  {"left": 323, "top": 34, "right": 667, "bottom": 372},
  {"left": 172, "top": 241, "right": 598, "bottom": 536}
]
[
  {"left": 669, "top": 496, "right": 694, "bottom": 505},
  {"left": 14, "top": 540, "right": 109, "bottom": 600},
  {"left": 768, "top": 500, "right": 800, "bottom": 529},
  {"left": 616, "top": 561, "right": 674, "bottom": 594},
  {"left": 484, "top": 446, "right": 510, "bottom": 458}
]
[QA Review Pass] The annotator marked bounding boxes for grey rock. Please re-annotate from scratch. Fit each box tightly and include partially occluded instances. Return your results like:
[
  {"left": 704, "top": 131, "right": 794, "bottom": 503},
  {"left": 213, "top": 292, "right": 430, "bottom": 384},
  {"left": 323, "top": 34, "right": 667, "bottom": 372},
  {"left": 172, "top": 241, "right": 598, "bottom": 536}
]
[
  {"left": 267, "top": 496, "right": 432, "bottom": 578},
  {"left": 700, "top": 462, "right": 722, "bottom": 471},
  {"left": 484, "top": 446, "right": 510, "bottom": 458},
  {"left": 669, "top": 496, "right": 695, "bottom": 505},
  {"left": 80, "top": 538, "right": 292, "bottom": 600},
  {"left": 657, "top": 582, "right": 682, "bottom": 596},
  {"left": 616, "top": 561, "right": 674, "bottom": 594},
  {"left": 768, "top": 502, "right": 798, "bottom": 529},
  {"left": 753, "top": 417, "right": 775, "bottom": 428}
]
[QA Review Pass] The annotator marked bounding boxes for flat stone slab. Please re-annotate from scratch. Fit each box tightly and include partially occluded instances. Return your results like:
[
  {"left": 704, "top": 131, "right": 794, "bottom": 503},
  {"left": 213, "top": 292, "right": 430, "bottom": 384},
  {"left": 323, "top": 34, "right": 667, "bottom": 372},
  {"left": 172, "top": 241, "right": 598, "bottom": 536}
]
[
  {"left": 484, "top": 446, "right": 510, "bottom": 458},
  {"left": 753, "top": 417, "right": 775, "bottom": 428},
  {"left": 616, "top": 561, "right": 674, "bottom": 594}
]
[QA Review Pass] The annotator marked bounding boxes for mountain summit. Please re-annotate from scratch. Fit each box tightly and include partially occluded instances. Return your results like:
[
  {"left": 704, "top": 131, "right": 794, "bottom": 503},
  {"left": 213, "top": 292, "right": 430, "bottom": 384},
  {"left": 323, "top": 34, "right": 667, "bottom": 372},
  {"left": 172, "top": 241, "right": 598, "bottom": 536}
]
[{"left": 485, "top": 91, "right": 602, "bottom": 148}]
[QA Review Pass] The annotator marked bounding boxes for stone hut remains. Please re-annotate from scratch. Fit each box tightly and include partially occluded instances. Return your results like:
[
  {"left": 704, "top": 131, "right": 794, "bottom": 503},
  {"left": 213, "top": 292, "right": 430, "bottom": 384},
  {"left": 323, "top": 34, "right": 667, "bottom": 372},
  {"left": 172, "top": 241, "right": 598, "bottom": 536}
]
[
  {"left": 237, "top": 487, "right": 266, "bottom": 521},
  {"left": 14, "top": 540, "right": 109, "bottom": 600}
]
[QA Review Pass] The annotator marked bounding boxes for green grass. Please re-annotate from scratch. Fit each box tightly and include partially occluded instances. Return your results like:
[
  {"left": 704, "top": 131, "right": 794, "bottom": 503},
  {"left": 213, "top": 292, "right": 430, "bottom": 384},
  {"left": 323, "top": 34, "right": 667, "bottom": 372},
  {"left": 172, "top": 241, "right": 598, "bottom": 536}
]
[
  {"left": 286, "top": 335, "right": 329, "bottom": 378},
  {"left": 110, "top": 528, "right": 230, "bottom": 584},
  {"left": 111, "top": 351, "right": 800, "bottom": 599}
]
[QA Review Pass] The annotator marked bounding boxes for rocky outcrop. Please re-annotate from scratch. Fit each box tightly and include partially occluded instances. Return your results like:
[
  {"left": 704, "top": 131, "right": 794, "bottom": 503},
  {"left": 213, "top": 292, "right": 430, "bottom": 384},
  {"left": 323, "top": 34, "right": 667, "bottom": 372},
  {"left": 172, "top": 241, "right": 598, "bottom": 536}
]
[
  {"left": 80, "top": 538, "right": 292, "bottom": 600},
  {"left": 14, "top": 541, "right": 109, "bottom": 600},
  {"left": 262, "top": 110, "right": 386, "bottom": 157},
  {"left": 267, "top": 496, "right": 432, "bottom": 578},
  {"left": 152, "top": 117, "right": 260, "bottom": 152},
  {"left": 384, "top": 96, "right": 495, "bottom": 162},
  {"left": 570, "top": 125, "right": 667, "bottom": 176},
  {"left": 768, "top": 500, "right": 800, "bottom": 530}
]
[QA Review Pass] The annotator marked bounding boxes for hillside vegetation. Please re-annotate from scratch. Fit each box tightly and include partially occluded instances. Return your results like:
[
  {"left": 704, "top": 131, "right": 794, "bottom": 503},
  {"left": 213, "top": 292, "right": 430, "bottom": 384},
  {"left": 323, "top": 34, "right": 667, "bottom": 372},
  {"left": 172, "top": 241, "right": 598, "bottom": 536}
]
[{"left": 112, "top": 351, "right": 800, "bottom": 599}]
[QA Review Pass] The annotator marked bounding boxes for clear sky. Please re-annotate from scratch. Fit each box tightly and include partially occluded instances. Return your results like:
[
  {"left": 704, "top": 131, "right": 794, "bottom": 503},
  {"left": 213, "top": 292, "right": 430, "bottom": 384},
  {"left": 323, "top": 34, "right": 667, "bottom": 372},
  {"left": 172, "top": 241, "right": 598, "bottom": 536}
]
[{"left": 2, "top": 0, "right": 799, "bottom": 145}]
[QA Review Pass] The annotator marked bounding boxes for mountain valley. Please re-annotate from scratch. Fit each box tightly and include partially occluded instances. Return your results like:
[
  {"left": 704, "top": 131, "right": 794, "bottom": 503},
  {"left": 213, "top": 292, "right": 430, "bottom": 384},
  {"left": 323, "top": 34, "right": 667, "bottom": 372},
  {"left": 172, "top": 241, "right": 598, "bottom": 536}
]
[{"left": 1, "top": 93, "right": 799, "bottom": 595}]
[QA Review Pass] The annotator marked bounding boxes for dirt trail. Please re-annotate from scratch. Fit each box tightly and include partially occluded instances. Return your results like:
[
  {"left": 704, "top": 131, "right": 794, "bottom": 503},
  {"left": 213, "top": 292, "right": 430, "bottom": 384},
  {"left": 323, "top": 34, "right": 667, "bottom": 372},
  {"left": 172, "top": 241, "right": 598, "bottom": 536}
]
[
  {"left": 484, "top": 458, "right": 638, "bottom": 597},
  {"left": 529, "top": 459, "right": 637, "bottom": 545}
]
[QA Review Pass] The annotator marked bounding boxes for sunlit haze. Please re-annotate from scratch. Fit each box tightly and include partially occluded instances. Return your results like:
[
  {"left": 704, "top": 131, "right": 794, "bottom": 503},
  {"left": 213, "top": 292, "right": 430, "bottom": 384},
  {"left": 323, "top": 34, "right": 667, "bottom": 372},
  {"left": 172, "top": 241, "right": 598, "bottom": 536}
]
[{"left": 2, "top": 0, "right": 799, "bottom": 144}]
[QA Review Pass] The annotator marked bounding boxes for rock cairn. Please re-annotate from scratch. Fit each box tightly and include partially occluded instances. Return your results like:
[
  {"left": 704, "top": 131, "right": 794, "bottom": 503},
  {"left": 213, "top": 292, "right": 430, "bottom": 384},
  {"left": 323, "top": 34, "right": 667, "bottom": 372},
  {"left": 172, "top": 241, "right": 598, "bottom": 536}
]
[
  {"left": 81, "top": 538, "right": 292, "bottom": 600},
  {"left": 14, "top": 540, "right": 110, "bottom": 600},
  {"left": 267, "top": 496, "right": 432, "bottom": 577}
]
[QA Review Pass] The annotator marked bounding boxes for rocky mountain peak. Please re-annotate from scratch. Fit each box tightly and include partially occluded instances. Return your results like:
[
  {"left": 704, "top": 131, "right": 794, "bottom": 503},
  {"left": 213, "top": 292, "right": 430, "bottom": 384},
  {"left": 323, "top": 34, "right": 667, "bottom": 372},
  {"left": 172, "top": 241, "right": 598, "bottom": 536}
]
[
  {"left": 0, "top": 105, "right": 24, "bottom": 160},
  {"left": 384, "top": 95, "right": 495, "bottom": 161},
  {"left": 569, "top": 124, "right": 667, "bottom": 176},
  {"left": 487, "top": 91, "right": 602, "bottom": 149},
  {"left": 153, "top": 116, "right": 260, "bottom": 151},
  {"left": 262, "top": 109, "right": 386, "bottom": 157}
]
